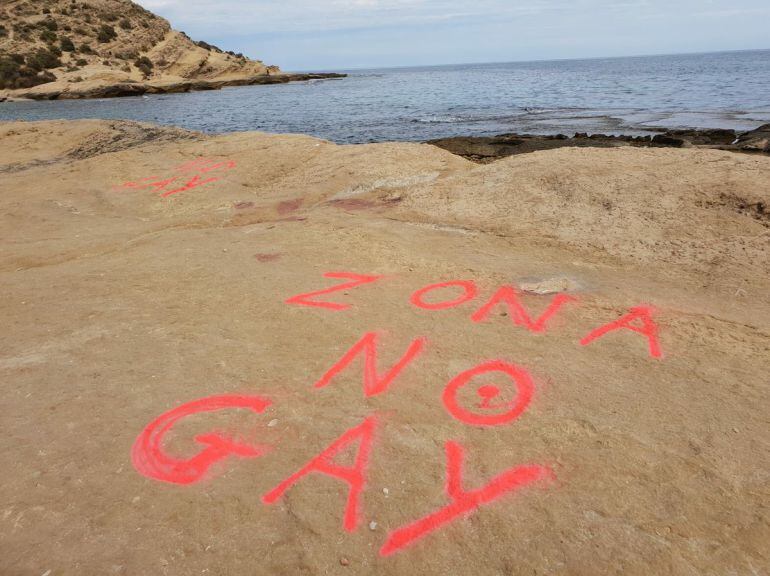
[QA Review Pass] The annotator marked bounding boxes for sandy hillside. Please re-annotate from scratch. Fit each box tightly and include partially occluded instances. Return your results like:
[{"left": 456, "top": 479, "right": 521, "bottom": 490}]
[
  {"left": 0, "top": 120, "right": 768, "bottom": 575},
  {"left": 0, "top": 0, "right": 279, "bottom": 99}
]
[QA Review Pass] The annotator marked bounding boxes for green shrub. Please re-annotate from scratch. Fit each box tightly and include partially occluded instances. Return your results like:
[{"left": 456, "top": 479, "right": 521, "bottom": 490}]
[
  {"left": 40, "top": 29, "right": 57, "bottom": 43},
  {"left": 97, "top": 24, "right": 116, "bottom": 43},
  {"left": 119, "top": 18, "right": 132, "bottom": 30},
  {"left": 79, "top": 43, "right": 93, "bottom": 54},
  {"left": 0, "top": 54, "right": 57, "bottom": 89},
  {"left": 60, "top": 36, "right": 75, "bottom": 51},
  {"left": 27, "top": 48, "right": 62, "bottom": 71},
  {"left": 134, "top": 56, "right": 153, "bottom": 77},
  {"left": 76, "top": 58, "right": 88, "bottom": 66},
  {"left": 40, "top": 18, "right": 58, "bottom": 31}
]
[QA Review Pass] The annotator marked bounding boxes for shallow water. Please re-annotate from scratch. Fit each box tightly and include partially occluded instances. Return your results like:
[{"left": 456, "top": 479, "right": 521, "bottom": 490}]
[{"left": 1, "top": 49, "right": 769, "bottom": 143}]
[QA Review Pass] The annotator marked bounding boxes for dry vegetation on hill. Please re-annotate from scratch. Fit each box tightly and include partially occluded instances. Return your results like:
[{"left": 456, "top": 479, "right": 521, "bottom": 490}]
[{"left": 0, "top": 0, "right": 278, "bottom": 95}]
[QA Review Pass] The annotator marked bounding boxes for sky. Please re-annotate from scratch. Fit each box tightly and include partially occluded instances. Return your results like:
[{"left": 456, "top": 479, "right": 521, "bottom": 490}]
[{"left": 137, "top": 0, "right": 770, "bottom": 70}]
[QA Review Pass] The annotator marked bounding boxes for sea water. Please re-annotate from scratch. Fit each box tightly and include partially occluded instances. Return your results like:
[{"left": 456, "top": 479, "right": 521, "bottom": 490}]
[{"left": 1, "top": 49, "right": 768, "bottom": 143}]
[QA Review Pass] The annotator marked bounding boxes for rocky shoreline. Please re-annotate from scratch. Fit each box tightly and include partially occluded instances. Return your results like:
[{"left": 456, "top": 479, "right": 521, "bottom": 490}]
[
  {"left": 0, "top": 72, "right": 347, "bottom": 101},
  {"left": 430, "top": 124, "right": 770, "bottom": 162}
]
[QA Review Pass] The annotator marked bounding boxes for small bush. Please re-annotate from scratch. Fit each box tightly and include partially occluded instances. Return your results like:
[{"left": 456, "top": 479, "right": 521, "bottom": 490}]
[
  {"left": 79, "top": 43, "right": 93, "bottom": 54},
  {"left": 60, "top": 36, "right": 75, "bottom": 51},
  {"left": 119, "top": 18, "right": 132, "bottom": 30},
  {"left": 76, "top": 58, "right": 88, "bottom": 66},
  {"left": 0, "top": 25, "right": 7, "bottom": 38},
  {"left": 27, "top": 48, "right": 62, "bottom": 71},
  {"left": 134, "top": 56, "right": 153, "bottom": 77},
  {"left": 40, "top": 18, "right": 58, "bottom": 31},
  {"left": 0, "top": 54, "right": 57, "bottom": 89},
  {"left": 40, "top": 29, "right": 58, "bottom": 43},
  {"left": 97, "top": 24, "right": 116, "bottom": 43}
]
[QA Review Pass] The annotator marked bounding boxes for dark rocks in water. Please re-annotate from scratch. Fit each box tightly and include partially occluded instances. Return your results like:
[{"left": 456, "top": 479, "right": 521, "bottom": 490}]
[
  {"left": 663, "top": 128, "right": 736, "bottom": 145},
  {"left": 652, "top": 134, "right": 687, "bottom": 147},
  {"left": 429, "top": 125, "right": 770, "bottom": 162},
  {"left": 735, "top": 123, "right": 770, "bottom": 153}
]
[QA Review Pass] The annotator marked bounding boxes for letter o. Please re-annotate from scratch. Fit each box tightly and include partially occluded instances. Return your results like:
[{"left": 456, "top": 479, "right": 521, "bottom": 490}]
[
  {"left": 410, "top": 281, "right": 478, "bottom": 310},
  {"left": 442, "top": 360, "right": 534, "bottom": 426}
]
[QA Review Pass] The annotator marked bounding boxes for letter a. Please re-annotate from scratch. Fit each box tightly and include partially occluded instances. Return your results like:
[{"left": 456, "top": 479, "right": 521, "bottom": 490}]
[
  {"left": 580, "top": 306, "right": 662, "bottom": 358},
  {"left": 314, "top": 332, "right": 426, "bottom": 397},
  {"left": 262, "top": 417, "right": 377, "bottom": 532}
]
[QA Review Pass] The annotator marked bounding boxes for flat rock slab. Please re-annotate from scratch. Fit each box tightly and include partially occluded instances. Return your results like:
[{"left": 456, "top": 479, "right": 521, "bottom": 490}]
[{"left": 1, "top": 120, "right": 768, "bottom": 575}]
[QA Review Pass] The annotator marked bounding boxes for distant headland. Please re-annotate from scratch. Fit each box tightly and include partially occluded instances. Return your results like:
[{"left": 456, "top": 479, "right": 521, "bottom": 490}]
[{"left": 0, "top": 0, "right": 345, "bottom": 101}]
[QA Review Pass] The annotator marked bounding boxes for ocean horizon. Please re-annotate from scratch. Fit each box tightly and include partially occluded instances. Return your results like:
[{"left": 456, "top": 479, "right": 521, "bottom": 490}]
[{"left": 2, "top": 48, "right": 769, "bottom": 143}]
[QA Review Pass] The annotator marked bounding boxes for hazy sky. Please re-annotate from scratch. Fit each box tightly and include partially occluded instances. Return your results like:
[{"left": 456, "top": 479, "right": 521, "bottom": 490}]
[{"left": 137, "top": 0, "right": 770, "bottom": 70}]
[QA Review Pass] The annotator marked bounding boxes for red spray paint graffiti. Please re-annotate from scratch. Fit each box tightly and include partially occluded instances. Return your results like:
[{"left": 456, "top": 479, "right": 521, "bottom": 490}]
[
  {"left": 262, "top": 417, "right": 377, "bottom": 532},
  {"left": 380, "top": 441, "right": 552, "bottom": 556},
  {"left": 130, "top": 270, "right": 667, "bottom": 559},
  {"left": 580, "top": 306, "right": 662, "bottom": 358},
  {"left": 131, "top": 394, "right": 272, "bottom": 485},
  {"left": 471, "top": 286, "right": 576, "bottom": 332},
  {"left": 410, "top": 281, "right": 479, "bottom": 310},
  {"left": 114, "top": 158, "right": 236, "bottom": 199},
  {"left": 285, "top": 272, "right": 383, "bottom": 311},
  {"left": 442, "top": 360, "right": 535, "bottom": 426},
  {"left": 314, "top": 332, "right": 426, "bottom": 397}
]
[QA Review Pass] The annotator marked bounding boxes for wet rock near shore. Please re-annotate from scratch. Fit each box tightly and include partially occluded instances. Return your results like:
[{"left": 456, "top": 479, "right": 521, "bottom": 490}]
[{"left": 429, "top": 124, "right": 770, "bottom": 162}]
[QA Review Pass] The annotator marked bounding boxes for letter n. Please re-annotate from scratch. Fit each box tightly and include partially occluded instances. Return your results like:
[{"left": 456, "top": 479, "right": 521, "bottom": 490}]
[
  {"left": 314, "top": 332, "right": 426, "bottom": 397},
  {"left": 471, "top": 286, "right": 575, "bottom": 332}
]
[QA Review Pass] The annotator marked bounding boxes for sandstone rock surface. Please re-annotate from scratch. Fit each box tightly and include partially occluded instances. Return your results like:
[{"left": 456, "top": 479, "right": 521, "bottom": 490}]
[{"left": 1, "top": 120, "right": 768, "bottom": 576}]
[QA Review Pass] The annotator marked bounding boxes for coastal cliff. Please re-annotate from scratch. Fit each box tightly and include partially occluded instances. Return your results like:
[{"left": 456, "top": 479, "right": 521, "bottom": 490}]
[{"left": 0, "top": 0, "right": 344, "bottom": 100}]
